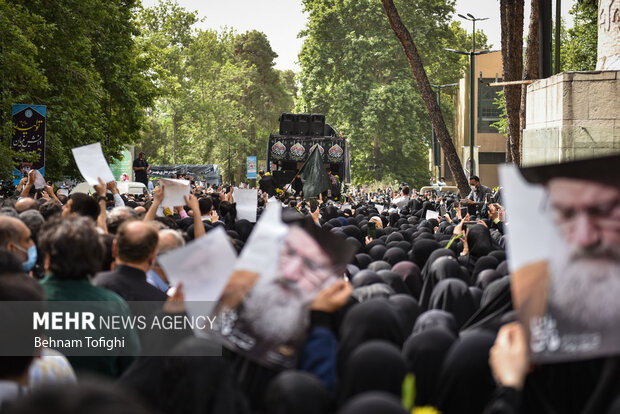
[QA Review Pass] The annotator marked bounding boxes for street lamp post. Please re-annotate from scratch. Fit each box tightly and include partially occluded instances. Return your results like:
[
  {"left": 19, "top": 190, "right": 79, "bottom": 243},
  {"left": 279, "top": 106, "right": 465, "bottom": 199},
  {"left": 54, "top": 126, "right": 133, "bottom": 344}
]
[
  {"left": 430, "top": 83, "right": 458, "bottom": 178},
  {"left": 445, "top": 13, "right": 490, "bottom": 177}
]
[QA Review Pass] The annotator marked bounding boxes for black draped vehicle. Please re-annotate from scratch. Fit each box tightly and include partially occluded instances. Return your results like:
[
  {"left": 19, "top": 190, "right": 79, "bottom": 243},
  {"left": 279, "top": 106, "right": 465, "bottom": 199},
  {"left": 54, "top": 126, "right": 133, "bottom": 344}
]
[{"left": 266, "top": 113, "right": 351, "bottom": 188}]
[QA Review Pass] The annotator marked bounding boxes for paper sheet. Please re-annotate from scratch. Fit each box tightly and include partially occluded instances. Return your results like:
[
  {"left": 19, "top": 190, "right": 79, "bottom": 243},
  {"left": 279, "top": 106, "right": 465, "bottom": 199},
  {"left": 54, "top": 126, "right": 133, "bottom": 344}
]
[
  {"left": 499, "top": 164, "right": 553, "bottom": 272},
  {"left": 375, "top": 204, "right": 384, "bottom": 214},
  {"left": 58, "top": 188, "right": 69, "bottom": 197},
  {"left": 159, "top": 227, "right": 237, "bottom": 336},
  {"left": 71, "top": 143, "right": 115, "bottom": 185},
  {"left": 234, "top": 188, "right": 258, "bottom": 222},
  {"left": 425, "top": 209, "right": 440, "bottom": 220},
  {"left": 235, "top": 202, "right": 288, "bottom": 285},
  {"left": 340, "top": 203, "right": 351, "bottom": 212},
  {"left": 159, "top": 178, "right": 190, "bottom": 207},
  {"left": 33, "top": 170, "right": 46, "bottom": 190}
]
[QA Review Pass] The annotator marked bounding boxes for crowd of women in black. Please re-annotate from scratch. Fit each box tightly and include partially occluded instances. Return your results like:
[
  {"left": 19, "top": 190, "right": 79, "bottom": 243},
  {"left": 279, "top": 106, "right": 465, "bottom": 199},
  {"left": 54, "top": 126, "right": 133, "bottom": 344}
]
[{"left": 1, "top": 182, "right": 620, "bottom": 414}]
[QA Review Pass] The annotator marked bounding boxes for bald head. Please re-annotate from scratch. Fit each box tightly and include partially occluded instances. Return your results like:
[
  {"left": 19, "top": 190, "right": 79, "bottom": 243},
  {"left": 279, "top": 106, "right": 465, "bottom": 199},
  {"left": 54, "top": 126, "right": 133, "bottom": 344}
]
[
  {"left": 0, "top": 216, "right": 32, "bottom": 262},
  {"left": 116, "top": 221, "right": 158, "bottom": 265},
  {"left": 158, "top": 229, "right": 185, "bottom": 255},
  {"left": 15, "top": 198, "right": 37, "bottom": 213}
]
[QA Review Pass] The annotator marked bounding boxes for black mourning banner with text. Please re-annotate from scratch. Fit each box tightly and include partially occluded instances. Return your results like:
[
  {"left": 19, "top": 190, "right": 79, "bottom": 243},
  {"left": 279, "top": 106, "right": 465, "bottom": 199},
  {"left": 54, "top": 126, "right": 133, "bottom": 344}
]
[
  {"left": 268, "top": 136, "right": 346, "bottom": 163},
  {"left": 150, "top": 164, "right": 219, "bottom": 182},
  {"left": 12, "top": 105, "right": 46, "bottom": 181}
]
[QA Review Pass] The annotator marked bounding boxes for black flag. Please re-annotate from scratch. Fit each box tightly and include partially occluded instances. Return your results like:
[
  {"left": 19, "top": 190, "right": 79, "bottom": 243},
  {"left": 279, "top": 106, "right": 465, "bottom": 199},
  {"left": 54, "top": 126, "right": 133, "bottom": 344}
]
[{"left": 299, "top": 145, "right": 330, "bottom": 197}]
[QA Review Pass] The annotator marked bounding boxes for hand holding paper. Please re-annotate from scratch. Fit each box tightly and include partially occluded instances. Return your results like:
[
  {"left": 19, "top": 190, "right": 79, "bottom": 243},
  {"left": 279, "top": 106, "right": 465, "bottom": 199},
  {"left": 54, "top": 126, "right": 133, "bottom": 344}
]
[
  {"left": 71, "top": 143, "right": 115, "bottom": 186},
  {"left": 159, "top": 178, "right": 190, "bottom": 207}
]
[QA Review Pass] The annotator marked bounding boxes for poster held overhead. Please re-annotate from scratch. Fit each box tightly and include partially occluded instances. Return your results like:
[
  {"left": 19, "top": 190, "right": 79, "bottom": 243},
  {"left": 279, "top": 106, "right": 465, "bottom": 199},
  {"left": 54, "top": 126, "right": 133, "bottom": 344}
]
[
  {"left": 235, "top": 188, "right": 258, "bottom": 222},
  {"left": 158, "top": 227, "right": 237, "bottom": 337},
  {"left": 500, "top": 154, "right": 620, "bottom": 363},
  {"left": 71, "top": 142, "right": 115, "bottom": 185},
  {"left": 159, "top": 178, "right": 190, "bottom": 207}
]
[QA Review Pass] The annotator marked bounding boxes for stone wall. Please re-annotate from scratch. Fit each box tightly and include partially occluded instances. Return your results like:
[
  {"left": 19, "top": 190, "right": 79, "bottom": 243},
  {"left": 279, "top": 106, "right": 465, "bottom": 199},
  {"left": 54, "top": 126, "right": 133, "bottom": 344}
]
[{"left": 522, "top": 71, "right": 620, "bottom": 166}]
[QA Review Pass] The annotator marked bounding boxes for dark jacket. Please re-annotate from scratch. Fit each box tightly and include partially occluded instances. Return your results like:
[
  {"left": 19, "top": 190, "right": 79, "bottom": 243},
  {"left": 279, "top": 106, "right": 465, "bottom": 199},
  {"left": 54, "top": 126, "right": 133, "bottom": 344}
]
[
  {"left": 40, "top": 273, "right": 140, "bottom": 377},
  {"left": 93, "top": 264, "right": 167, "bottom": 302},
  {"left": 259, "top": 174, "right": 277, "bottom": 197}
]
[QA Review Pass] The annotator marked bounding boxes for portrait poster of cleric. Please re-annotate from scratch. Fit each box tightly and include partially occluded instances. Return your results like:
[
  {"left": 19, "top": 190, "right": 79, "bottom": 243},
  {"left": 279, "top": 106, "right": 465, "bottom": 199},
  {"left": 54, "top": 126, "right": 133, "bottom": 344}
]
[
  {"left": 500, "top": 154, "right": 620, "bottom": 362},
  {"left": 213, "top": 203, "right": 354, "bottom": 368}
]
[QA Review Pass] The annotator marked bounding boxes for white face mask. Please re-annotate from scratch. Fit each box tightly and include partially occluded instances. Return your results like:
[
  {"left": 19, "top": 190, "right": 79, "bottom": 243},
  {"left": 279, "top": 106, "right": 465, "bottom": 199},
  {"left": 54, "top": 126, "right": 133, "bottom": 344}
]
[{"left": 470, "top": 185, "right": 477, "bottom": 191}]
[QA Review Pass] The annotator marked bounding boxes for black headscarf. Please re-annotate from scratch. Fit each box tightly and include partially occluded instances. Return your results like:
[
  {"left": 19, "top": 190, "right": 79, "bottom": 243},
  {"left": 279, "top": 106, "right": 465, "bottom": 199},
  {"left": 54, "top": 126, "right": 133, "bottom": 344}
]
[
  {"left": 368, "top": 260, "right": 392, "bottom": 272},
  {"left": 488, "top": 249, "right": 506, "bottom": 263},
  {"left": 264, "top": 371, "right": 334, "bottom": 414},
  {"left": 466, "top": 224, "right": 496, "bottom": 259},
  {"left": 476, "top": 269, "right": 501, "bottom": 290},
  {"left": 391, "top": 261, "right": 422, "bottom": 300},
  {"left": 435, "top": 330, "right": 497, "bottom": 414},
  {"left": 496, "top": 260, "right": 509, "bottom": 277},
  {"left": 336, "top": 391, "right": 409, "bottom": 414},
  {"left": 353, "top": 253, "right": 372, "bottom": 270},
  {"left": 412, "top": 309, "right": 459, "bottom": 337},
  {"left": 461, "top": 275, "right": 512, "bottom": 333},
  {"left": 409, "top": 239, "right": 441, "bottom": 268},
  {"left": 163, "top": 337, "right": 250, "bottom": 414},
  {"left": 428, "top": 279, "right": 477, "bottom": 329},
  {"left": 471, "top": 256, "right": 500, "bottom": 284},
  {"left": 419, "top": 252, "right": 459, "bottom": 309},
  {"left": 469, "top": 286, "right": 483, "bottom": 309},
  {"left": 369, "top": 245, "right": 388, "bottom": 261},
  {"left": 388, "top": 294, "right": 422, "bottom": 336},
  {"left": 338, "top": 341, "right": 407, "bottom": 405},
  {"left": 351, "top": 269, "right": 382, "bottom": 288},
  {"left": 337, "top": 299, "right": 405, "bottom": 376},
  {"left": 378, "top": 270, "right": 411, "bottom": 295},
  {"left": 382, "top": 247, "right": 407, "bottom": 266},
  {"left": 402, "top": 328, "right": 456, "bottom": 407}
]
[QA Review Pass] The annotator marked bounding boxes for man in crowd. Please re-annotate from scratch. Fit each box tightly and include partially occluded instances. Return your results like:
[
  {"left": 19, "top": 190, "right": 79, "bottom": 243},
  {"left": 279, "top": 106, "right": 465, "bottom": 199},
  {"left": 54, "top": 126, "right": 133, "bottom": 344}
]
[
  {"left": 132, "top": 152, "right": 150, "bottom": 187},
  {"left": 258, "top": 170, "right": 276, "bottom": 198},
  {"left": 392, "top": 186, "right": 411, "bottom": 211},
  {"left": 464, "top": 175, "right": 492, "bottom": 204},
  {"left": 38, "top": 217, "right": 139, "bottom": 377},
  {"left": 0, "top": 216, "right": 36, "bottom": 273},
  {"left": 146, "top": 229, "right": 186, "bottom": 294},
  {"left": 93, "top": 220, "right": 166, "bottom": 302}
]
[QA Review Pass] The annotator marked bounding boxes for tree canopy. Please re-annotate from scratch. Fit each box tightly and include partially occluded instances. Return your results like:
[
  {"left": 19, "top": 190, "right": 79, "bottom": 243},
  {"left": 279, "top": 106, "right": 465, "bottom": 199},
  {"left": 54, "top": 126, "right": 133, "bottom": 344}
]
[{"left": 296, "top": 0, "right": 487, "bottom": 188}]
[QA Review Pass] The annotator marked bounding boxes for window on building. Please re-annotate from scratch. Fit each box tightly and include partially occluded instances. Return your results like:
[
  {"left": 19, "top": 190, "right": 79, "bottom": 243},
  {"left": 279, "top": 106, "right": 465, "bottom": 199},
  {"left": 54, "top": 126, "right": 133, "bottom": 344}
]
[
  {"left": 478, "top": 79, "right": 503, "bottom": 133},
  {"left": 479, "top": 152, "right": 506, "bottom": 164}
]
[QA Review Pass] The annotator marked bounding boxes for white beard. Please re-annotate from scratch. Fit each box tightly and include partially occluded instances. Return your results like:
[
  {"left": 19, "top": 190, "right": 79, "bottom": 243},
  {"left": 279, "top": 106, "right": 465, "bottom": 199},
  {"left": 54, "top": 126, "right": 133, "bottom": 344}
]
[
  {"left": 549, "top": 244, "right": 620, "bottom": 330},
  {"left": 241, "top": 278, "right": 309, "bottom": 343}
]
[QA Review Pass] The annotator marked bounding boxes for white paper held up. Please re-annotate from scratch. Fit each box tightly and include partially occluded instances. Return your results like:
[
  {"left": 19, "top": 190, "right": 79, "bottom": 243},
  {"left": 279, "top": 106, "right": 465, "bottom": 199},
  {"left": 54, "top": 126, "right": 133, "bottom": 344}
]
[
  {"left": 234, "top": 188, "right": 258, "bottom": 222},
  {"left": 159, "top": 178, "right": 190, "bottom": 207},
  {"left": 33, "top": 170, "right": 46, "bottom": 190},
  {"left": 425, "top": 210, "right": 440, "bottom": 220},
  {"left": 71, "top": 142, "right": 115, "bottom": 185},
  {"left": 158, "top": 227, "right": 237, "bottom": 336}
]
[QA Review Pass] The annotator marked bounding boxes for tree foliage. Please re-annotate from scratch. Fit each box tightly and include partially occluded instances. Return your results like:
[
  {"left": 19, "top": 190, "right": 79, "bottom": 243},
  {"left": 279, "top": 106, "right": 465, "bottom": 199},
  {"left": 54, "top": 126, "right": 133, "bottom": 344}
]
[
  {"left": 297, "top": 0, "right": 486, "bottom": 188},
  {"left": 133, "top": 1, "right": 296, "bottom": 184},
  {"left": 0, "top": 0, "right": 157, "bottom": 181}
]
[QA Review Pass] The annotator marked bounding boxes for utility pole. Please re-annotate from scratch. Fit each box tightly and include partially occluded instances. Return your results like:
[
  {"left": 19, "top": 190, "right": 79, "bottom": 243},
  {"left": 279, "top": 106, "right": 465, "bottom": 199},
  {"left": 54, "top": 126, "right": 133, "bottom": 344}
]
[
  {"left": 446, "top": 13, "right": 490, "bottom": 176},
  {"left": 430, "top": 83, "right": 458, "bottom": 178}
]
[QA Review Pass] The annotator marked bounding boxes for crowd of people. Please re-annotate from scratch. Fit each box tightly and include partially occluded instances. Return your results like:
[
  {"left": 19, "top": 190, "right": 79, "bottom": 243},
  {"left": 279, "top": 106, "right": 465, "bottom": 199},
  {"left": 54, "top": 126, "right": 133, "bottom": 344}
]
[{"left": 0, "top": 167, "right": 619, "bottom": 414}]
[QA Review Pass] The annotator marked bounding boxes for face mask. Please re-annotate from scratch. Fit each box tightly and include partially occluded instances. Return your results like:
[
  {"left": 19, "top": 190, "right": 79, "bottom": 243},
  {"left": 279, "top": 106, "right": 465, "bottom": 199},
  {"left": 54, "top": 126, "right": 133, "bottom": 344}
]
[
  {"left": 470, "top": 185, "right": 477, "bottom": 191},
  {"left": 15, "top": 244, "right": 38, "bottom": 272}
]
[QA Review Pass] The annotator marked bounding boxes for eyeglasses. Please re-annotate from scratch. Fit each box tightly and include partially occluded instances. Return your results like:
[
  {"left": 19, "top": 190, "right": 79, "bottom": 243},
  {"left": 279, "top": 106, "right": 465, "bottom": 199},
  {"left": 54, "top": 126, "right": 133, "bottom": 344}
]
[{"left": 281, "top": 243, "right": 332, "bottom": 274}]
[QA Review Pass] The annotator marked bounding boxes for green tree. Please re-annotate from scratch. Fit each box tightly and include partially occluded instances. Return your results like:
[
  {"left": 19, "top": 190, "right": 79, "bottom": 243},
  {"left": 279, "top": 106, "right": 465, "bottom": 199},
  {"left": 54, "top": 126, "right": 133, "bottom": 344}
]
[
  {"left": 562, "top": 0, "right": 598, "bottom": 71},
  {"left": 297, "top": 0, "right": 484, "bottom": 188},
  {"left": 1, "top": 0, "right": 155, "bottom": 181}
]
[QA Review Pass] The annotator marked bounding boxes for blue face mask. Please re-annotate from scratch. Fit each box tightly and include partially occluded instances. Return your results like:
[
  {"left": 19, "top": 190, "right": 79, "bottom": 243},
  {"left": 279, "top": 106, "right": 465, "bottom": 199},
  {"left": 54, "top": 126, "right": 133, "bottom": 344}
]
[{"left": 15, "top": 244, "right": 38, "bottom": 272}]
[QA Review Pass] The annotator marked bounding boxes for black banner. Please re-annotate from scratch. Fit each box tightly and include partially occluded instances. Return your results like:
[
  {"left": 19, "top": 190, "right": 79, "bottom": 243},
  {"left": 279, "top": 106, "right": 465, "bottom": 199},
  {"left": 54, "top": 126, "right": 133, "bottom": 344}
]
[
  {"left": 269, "top": 136, "right": 346, "bottom": 163},
  {"left": 12, "top": 105, "right": 46, "bottom": 181},
  {"left": 150, "top": 164, "right": 219, "bottom": 181}
]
